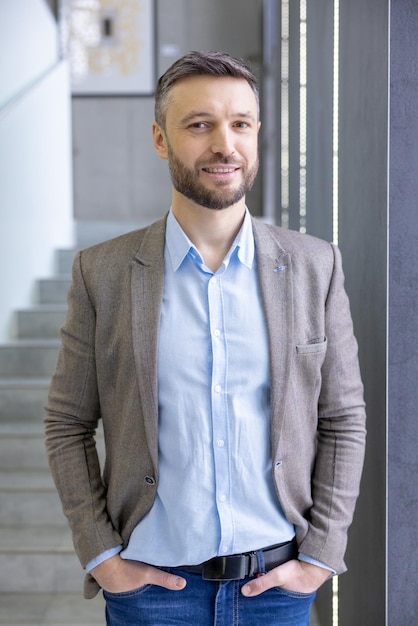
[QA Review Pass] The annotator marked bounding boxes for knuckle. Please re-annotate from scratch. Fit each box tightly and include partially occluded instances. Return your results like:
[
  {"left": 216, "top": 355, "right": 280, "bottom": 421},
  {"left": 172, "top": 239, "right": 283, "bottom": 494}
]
[
  {"left": 161, "top": 571, "right": 175, "bottom": 588},
  {"left": 253, "top": 576, "right": 267, "bottom": 592}
]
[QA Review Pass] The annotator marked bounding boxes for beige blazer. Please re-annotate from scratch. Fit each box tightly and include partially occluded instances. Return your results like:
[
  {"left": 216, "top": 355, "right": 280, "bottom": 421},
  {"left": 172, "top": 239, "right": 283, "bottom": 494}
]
[{"left": 45, "top": 215, "right": 366, "bottom": 598}]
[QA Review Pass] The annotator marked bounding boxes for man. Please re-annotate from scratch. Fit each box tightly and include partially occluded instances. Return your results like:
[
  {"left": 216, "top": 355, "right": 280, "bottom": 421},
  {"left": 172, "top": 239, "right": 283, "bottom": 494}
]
[{"left": 45, "top": 51, "right": 366, "bottom": 625}]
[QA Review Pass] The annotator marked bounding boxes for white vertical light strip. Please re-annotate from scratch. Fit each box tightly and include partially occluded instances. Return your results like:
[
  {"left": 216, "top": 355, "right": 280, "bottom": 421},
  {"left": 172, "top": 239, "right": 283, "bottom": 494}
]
[
  {"left": 332, "top": 1, "right": 340, "bottom": 623},
  {"left": 299, "top": 0, "right": 307, "bottom": 233},
  {"left": 281, "top": 0, "right": 290, "bottom": 228},
  {"left": 332, "top": 0, "right": 340, "bottom": 246},
  {"left": 333, "top": 575, "right": 339, "bottom": 625}
]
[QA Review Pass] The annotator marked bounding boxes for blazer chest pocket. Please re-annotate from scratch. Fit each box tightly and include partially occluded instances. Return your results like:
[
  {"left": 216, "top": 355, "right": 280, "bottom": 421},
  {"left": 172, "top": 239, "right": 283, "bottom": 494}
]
[{"left": 295, "top": 337, "right": 327, "bottom": 355}]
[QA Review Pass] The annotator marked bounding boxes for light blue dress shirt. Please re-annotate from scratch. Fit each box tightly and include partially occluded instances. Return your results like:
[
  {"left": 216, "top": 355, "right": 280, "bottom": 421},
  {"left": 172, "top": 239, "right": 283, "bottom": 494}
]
[{"left": 86, "top": 209, "right": 333, "bottom": 574}]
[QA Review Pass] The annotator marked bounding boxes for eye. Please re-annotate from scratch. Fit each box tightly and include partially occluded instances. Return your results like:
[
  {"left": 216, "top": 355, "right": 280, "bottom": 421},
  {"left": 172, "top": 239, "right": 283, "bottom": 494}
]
[
  {"left": 234, "top": 121, "right": 250, "bottom": 129},
  {"left": 189, "top": 122, "right": 207, "bottom": 129}
]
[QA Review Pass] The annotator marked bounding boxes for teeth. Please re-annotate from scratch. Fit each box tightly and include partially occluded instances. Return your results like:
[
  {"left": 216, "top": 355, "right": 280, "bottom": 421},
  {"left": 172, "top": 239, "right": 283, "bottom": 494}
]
[{"left": 205, "top": 167, "right": 236, "bottom": 173}]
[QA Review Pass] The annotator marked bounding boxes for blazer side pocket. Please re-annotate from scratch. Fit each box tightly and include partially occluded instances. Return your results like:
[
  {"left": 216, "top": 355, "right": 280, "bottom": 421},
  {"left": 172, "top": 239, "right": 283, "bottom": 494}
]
[{"left": 296, "top": 338, "right": 327, "bottom": 354}]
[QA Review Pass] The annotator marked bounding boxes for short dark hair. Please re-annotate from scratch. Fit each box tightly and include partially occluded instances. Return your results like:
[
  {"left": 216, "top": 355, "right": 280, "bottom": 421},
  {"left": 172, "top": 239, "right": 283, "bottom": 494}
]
[{"left": 155, "top": 50, "right": 259, "bottom": 129}]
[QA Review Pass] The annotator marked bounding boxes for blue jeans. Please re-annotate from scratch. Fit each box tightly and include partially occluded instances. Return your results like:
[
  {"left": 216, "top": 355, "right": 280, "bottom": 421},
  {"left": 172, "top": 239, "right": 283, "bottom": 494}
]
[{"left": 103, "top": 568, "right": 316, "bottom": 625}]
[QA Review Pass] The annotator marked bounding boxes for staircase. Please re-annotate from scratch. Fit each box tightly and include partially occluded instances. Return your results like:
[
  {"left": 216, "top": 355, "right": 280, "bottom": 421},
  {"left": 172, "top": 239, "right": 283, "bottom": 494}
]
[{"left": 0, "top": 249, "right": 104, "bottom": 625}]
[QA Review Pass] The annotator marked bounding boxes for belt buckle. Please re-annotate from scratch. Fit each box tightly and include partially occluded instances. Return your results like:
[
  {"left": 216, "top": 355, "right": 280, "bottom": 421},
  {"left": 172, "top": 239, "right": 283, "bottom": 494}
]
[{"left": 202, "top": 555, "right": 247, "bottom": 581}]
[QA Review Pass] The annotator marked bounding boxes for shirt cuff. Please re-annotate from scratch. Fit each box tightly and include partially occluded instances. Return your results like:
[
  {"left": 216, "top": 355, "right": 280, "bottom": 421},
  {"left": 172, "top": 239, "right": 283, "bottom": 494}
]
[
  {"left": 85, "top": 545, "right": 123, "bottom": 573},
  {"left": 298, "top": 552, "right": 336, "bottom": 575}
]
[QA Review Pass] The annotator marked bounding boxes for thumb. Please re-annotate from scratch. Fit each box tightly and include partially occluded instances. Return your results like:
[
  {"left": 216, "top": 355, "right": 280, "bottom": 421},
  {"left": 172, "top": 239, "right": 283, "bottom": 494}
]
[
  {"left": 241, "top": 572, "right": 271, "bottom": 597},
  {"left": 156, "top": 569, "right": 187, "bottom": 591}
]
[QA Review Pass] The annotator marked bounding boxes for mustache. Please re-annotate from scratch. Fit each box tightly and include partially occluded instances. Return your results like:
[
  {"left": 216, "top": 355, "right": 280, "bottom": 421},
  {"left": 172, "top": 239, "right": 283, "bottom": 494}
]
[{"left": 198, "top": 156, "right": 244, "bottom": 168}]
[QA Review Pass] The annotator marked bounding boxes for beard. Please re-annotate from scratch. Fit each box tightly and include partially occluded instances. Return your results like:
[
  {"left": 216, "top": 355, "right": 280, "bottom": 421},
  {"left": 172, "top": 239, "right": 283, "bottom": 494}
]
[{"left": 166, "top": 142, "right": 259, "bottom": 210}]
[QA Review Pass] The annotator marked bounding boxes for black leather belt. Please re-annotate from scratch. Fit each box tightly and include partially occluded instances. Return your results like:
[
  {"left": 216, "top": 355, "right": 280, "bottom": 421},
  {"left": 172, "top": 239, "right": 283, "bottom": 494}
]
[{"left": 177, "top": 539, "right": 297, "bottom": 581}]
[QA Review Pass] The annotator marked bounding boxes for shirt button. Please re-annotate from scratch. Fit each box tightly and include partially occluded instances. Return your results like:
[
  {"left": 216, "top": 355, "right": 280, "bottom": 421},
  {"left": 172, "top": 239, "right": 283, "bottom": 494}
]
[
  {"left": 217, "top": 439, "right": 225, "bottom": 447},
  {"left": 219, "top": 494, "right": 226, "bottom": 502},
  {"left": 210, "top": 277, "right": 217, "bottom": 285},
  {"left": 214, "top": 329, "right": 221, "bottom": 337},
  {"left": 214, "top": 385, "right": 221, "bottom": 393},
  {"left": 222, "top": 545, "right": 229, "bottom": 553}
]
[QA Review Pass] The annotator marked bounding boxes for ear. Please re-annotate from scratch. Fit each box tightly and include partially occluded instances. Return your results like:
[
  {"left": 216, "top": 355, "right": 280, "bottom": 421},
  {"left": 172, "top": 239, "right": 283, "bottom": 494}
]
[{"left": 152, "top": 121, "right": 168, "bottom": 159}]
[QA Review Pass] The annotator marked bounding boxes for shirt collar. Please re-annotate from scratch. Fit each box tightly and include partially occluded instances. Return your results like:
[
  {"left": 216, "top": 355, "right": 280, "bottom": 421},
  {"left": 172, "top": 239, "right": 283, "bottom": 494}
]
[{"left": 165, "top": 208, "right": 255, "bottom": 272}]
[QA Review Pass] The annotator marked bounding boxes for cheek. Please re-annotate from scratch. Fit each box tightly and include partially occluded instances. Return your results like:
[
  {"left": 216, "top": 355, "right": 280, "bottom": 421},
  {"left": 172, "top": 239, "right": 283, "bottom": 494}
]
[
  {"left": 248, "top": 135, "right": 259, "bottom": 150},
  {"left": 237, "top": 136, "right": 258, "bottom": 156},
  {"left": 171, "top": 138, "right": 203, "bottom": 159}
]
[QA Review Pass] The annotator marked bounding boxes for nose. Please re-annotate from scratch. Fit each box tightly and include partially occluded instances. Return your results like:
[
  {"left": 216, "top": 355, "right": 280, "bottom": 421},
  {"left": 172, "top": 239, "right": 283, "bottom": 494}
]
[{"left": 210, "top": 125, "right": 235, "bottom": 156}]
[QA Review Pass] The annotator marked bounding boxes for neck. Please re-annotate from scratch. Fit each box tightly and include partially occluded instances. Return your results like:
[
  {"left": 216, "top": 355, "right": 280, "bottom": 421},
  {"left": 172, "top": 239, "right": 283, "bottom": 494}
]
[{"left": 171, "top": 195, "right": 246, "bottom": 272}]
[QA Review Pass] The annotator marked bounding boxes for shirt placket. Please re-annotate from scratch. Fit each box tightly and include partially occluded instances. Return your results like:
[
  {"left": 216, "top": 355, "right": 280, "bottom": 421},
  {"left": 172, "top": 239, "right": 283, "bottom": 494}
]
[{"left": 207, "top": 271, "right": 234, "bottom": 555}]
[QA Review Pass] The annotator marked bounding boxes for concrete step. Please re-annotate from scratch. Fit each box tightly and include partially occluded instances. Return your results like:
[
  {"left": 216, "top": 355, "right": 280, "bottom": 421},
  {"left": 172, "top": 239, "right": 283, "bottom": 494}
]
[
  {"left": 0, "top": 592, "right": 104, "bottom": 625},
  {"left": 0, "top": 526, "right": 90, "bottom": 593},
  {"left": 0, "top": 429, "right": 50, "bottom": 471},
  {"left": 55, "top": 249, "right": 77, "bottom": 276},
  {"left": 0, "top": 424, "right": 104, "bottom": 472},
  {"left": 37, "top": 277, "right": 71, "bottom": 305},
  {"left": 0, "top": 469, "right": 56, "bottom": 492},
  {"left": 0, "top": 471, "right": 67, "bottom": 526},
  {"left": 0, "top": 378, "right": 50, "bottom": 422},
  {"left": 0, "top": 525, "right": 73, "bottom": 553},
  {"left": 15, "top": 306, "right": 67, "bottom": 340},
  {"left": 0, "top": 341, "right": 60, "bottom": 377},
  {"left": 75, "top": 220, "right": 144, "bottom": 249}
]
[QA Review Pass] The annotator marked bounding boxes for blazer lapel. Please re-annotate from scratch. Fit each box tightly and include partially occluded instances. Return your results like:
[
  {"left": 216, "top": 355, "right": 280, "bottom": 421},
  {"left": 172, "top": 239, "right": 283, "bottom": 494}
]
[
  {"left": 252, "top": 219, "right": 293, "bottom": 454},
  {"left": 131, "top": 217, "right": 167, "bottom": 473}
]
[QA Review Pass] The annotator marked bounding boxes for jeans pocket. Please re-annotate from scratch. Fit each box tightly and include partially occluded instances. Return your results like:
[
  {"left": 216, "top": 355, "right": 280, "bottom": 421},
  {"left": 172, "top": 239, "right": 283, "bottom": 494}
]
[
  {"left": 274, "top": 586, "right": 316, "bottom": 600},
  {"left": 103, "top": 584, "right": 151, "bottom": 599}
]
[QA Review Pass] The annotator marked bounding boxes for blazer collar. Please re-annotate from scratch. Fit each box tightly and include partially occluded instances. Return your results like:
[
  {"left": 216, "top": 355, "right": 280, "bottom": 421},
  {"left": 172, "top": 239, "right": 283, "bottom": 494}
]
[{"left": 134, "top": 215, "right": 168, "bottom": 265}]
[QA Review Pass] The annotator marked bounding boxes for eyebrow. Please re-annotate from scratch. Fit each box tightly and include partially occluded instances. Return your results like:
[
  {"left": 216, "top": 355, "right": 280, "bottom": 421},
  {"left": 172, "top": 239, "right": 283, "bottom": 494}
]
[{"left": 179, "top": 110, "right": 257, "bottom": 125}]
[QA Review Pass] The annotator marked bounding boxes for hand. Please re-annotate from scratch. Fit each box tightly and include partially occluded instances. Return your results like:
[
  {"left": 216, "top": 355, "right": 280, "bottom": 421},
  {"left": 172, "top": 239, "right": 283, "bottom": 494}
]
[
  {"left": 90, "top": 554, "right": 187, "bottom": 593},
  {"left": 241, "top": 559, "right": 331, "bottom": 597}
]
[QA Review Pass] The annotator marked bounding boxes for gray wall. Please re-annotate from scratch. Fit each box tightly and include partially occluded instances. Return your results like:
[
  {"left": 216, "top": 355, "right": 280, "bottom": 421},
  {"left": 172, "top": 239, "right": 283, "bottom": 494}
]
[
  {"left": 72, "top": 0, "right": 263, "bottom": 239},
  {"left": 388, "top": 0, "right": 418, "bottom": 622},
  {"left": 337, "top": 0, "right": 388, "bottom": 623},
  {"left": 0, "top": 1, "right": 74, "bottom": 340},
  {"left": 329, "top": 0, "right": 418, "bottom": 622}
]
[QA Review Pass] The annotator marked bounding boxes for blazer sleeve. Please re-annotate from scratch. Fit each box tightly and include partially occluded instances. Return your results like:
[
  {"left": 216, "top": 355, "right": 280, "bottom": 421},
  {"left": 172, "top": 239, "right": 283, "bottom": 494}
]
[
  {"left": 44, "top": 251, "right": 123, "bottom": 569},
  {"left": 298, "top": 243, "right": 367, "bottom": 573}
]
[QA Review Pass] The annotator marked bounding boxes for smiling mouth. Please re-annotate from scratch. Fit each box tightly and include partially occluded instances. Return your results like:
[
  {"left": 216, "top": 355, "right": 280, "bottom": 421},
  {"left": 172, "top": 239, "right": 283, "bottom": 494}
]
[{"left": 202, "top": 166, "right": 238, "bottom": 173}]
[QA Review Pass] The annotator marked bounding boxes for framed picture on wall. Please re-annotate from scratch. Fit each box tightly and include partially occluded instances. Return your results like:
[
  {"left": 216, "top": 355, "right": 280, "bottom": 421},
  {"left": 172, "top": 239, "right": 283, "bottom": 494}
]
[{"left": 60, "top": 0, "right": 155, "bottom": 95}]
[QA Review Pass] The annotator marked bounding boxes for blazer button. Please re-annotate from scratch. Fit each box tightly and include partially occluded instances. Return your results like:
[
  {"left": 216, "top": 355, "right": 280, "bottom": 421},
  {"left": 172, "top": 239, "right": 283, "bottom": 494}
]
[{"left": 144, "top": 475, "right": 156, "bottom": 486}]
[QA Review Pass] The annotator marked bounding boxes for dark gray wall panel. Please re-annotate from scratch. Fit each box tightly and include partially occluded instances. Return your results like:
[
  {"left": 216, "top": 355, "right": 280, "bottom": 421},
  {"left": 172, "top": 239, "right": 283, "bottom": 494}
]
[
  {"left": 338, "top": 0, "right": 388, "bottom": 623},
  {"left": 388, "top": 0, "right": 418, "bottom": 622}
]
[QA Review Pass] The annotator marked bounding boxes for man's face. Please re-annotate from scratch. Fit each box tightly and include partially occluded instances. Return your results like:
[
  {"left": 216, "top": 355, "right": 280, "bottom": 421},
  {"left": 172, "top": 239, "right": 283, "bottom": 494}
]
[{"left": 153, "top": 76, "right": 260, "bottom": 210}]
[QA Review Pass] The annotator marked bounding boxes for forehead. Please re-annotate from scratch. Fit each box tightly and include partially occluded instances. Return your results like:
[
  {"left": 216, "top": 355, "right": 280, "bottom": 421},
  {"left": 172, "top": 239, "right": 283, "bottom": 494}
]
[{"left": 165, "top": 75, "right": 258, "bottom": 123}]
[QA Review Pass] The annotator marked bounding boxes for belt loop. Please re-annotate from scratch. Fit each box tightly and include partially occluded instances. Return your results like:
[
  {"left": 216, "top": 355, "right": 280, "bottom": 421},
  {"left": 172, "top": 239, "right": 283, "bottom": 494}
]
[
  {"left": 255, "top": 549, "right": 266, "bottom": 576},
  {"left": 248, "top": 552, "right": 258, "bottom": 577}
]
